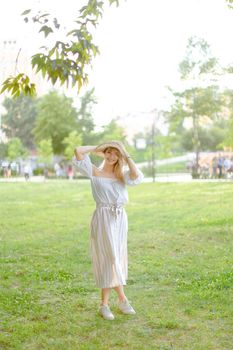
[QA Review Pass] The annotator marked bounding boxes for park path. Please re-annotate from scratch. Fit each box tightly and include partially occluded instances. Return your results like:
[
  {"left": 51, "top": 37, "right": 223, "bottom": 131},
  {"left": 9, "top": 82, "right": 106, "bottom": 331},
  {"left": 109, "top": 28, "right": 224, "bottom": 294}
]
[{"left": 0, "top": 174, "right": 232, "bottom": 183}]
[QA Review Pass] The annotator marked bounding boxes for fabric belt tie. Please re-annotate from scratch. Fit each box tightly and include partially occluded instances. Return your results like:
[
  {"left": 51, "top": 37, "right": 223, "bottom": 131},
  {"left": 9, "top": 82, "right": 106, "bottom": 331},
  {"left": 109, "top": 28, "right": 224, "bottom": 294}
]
[{"left": 96, "top": 203, "right": 124, "bottom": 218}]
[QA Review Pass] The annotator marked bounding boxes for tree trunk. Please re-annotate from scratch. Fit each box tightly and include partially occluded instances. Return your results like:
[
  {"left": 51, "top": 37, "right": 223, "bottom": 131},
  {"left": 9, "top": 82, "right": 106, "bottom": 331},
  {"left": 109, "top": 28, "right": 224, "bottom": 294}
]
[
  {"left": 151, "top": 120, "right": 156, "bottom": 182},
  {"left": 192, "top": 114, "right": 200, "bottom": 178}
]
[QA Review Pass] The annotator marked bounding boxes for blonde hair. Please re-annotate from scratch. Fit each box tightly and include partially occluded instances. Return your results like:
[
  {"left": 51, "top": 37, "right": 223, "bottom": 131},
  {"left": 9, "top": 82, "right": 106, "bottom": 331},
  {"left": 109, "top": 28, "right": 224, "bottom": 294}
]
[{"left": 104, "top": 147, "right": 125, "bottom": 183}]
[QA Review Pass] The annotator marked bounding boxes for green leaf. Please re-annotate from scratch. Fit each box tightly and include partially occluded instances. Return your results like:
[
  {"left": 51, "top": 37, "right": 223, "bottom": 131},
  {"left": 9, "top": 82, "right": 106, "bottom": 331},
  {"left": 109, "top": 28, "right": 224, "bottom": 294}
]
[
  {"left": 12, "top": 84, "right": 19, "bottom": 95},
  {"left": 25, "top": 75, "right": 30, "bottom": 84},
  {"left": 53, "top": 18, "right": 60, "bottom": 29},
  {"left": 13, "top": 89, "right": 21, "bottom": 99},
  {"left": 48, "top": 46, "right": 56, "bottom": 57},
  {"left": 39, "top": 25, "right": 54, "bottom": 38},
  {"left": 21, "top": 9, "right": 31, "bottom": 16},
  {"left": 51, "top": 76, "right": 58, "bottom": 85},
  {"left": 0, "top": 82, "right": 10, "bottom": 94},
  {"left": 17, "top": 73, "right": 24, "bottom": 79},
  {"left": 41, "top": 66, "right": 47, "bottom": 78},
  {"left": 67, "top": 29, "right": 79, "bottom": 37},
  {"left": 39, "top": 13, "right": 50, "bottom": 19},
  {"left": 35, "top": 65, "right": 42, "bottom": 74}
]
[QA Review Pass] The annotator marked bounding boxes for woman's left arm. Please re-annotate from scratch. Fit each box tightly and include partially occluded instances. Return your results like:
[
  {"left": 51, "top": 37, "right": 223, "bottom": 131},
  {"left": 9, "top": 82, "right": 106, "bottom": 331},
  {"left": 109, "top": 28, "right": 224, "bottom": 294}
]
[
  {"left": 115, "top": 141, "right": 142, "bottom": 181},
  {"left": 125, "top": 155, "right": 139, "bottom": 180}
]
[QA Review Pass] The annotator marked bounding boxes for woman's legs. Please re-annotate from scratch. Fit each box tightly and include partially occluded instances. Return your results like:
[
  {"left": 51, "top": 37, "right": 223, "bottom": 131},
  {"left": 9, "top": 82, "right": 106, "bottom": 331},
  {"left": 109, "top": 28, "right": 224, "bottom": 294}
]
[
  {"left": 101, "top": 285, "right": 127, "bottom": 305},
  {"left": 113, "top": 285, "right": 127, "bottom": 302},
  {"left": 101, "top": 288, "right": 111, "bottom": 306}
]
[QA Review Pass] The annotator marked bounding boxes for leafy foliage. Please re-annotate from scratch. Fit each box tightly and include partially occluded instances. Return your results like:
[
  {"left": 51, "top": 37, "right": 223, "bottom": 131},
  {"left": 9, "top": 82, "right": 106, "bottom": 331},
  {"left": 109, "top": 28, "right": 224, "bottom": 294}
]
[
  {"left": 1, "top": 74, "right": 36, "bottom": 98},
  {"left": 76, "top": 88, "right": 97, "bottom": 144},
  {"left": 63, "top": 131, "right": 82, "bottom": 160},
  {"left": 2, "top": 94, "right": 37, "bottom": 149},
  {"left": 37, "top": 139, "right": 53, "bottom": 165},
  {"left": 1, "top": 1, "right": 120, "bottom": 97},
  {"left": 33, "top": 91, "right": 78, "bottom": 154},
  {"left": 179, "top": 37, "right": 219, "bottom": 80},
  {"left": 226, "top": 0, "right": 233, "bottom": 9},
  {"left": 167, "top": 86, "right": 222, "bottom": 154},
  {"left": 221, "top": 89, "right": 233, "bottom": 148},
  {"left": 166, "top": 37, "right": 222, "bottom": 166},
  {"left": 7, "top": 138, "right": 27, "bottom": 160},
  {"left": 181, "top": 123, "right": 227, "bottom": 151},
  {"left": 99, "top": 119, "right": 127, "bottom": 142},
  {"left": 0, "top": 143, "right": 8, "bottom": 159}
]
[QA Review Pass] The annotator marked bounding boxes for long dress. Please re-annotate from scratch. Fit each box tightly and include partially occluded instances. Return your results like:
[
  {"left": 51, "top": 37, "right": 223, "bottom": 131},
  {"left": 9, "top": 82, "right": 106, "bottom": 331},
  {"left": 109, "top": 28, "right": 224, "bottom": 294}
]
[{"left": 72, "top": 154, "right": 144, "bottom": 288}]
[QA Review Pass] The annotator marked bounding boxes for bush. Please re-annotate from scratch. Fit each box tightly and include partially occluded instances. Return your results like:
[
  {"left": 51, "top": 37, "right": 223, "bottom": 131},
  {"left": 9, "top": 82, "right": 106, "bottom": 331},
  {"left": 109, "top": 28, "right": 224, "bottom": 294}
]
[{"left": 33, "top": 168, "right": 45, "bottom": 176}]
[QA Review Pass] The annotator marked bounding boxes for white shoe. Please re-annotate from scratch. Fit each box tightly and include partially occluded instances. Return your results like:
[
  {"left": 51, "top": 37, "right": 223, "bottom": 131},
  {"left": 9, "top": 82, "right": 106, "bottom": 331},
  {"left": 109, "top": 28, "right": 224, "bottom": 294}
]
[
  {"left": 99, "top": 305, "right": 115, "bottom": 320},
  {"left": 118, "top": 299, "right": 136, "bottom": 315}
]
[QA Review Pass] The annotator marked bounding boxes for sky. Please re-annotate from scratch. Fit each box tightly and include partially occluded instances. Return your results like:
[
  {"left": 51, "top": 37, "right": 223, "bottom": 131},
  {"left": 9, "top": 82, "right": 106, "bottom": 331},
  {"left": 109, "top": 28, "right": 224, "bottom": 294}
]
[{"left": 0, "top": 0, "right": 233, "bottom": 134}]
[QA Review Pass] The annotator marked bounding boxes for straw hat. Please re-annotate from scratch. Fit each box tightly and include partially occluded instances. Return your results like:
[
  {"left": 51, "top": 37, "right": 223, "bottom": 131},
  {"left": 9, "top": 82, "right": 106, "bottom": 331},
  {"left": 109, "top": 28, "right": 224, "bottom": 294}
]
[{"left": 93, "top": 141, "right": 127, "bottom": 162}]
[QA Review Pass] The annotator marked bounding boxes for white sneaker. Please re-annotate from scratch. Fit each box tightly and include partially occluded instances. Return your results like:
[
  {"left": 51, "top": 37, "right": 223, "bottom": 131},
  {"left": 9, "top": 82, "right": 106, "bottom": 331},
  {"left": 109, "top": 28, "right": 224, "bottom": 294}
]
[
  {"left": 99, "top": 305, "right": 115, "bottom": 320},
  {"left": 118, "top": 299, "right": 136, "bottom": 315}
]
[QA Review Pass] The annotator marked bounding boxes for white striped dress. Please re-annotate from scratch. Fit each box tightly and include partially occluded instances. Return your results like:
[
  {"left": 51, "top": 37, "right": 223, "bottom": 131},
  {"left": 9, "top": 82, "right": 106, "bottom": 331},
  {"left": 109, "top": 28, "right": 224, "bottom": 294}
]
[{"left": 73, "top": 154, "right": 144, "bottom": 288}]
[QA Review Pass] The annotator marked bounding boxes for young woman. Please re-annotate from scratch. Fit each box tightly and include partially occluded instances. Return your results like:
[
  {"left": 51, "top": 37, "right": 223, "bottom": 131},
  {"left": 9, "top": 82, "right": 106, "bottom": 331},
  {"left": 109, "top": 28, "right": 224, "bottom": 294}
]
[{"left": 73, "top": 141, "right": 144, "bottom": 320}]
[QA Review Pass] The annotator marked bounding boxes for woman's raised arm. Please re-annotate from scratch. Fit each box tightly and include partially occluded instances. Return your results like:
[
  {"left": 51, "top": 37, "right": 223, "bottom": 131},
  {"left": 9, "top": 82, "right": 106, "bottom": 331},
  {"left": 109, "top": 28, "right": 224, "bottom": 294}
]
[{"left": 74, "top": 145, "right": 98, "bottom": 160}]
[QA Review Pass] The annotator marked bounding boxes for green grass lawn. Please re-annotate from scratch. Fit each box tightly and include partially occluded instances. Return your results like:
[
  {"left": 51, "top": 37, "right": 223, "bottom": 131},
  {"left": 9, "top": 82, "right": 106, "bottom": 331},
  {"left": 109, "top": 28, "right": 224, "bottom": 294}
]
[{"left": 0, "top": 181, "right": 232, "bottom": 350}]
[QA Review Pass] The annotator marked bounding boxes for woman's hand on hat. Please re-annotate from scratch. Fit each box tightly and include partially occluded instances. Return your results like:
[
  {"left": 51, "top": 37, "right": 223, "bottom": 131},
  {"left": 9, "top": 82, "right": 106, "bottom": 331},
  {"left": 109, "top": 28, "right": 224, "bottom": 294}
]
[{"left": 117, "top": 143, "right": 130, "bottom": 161}]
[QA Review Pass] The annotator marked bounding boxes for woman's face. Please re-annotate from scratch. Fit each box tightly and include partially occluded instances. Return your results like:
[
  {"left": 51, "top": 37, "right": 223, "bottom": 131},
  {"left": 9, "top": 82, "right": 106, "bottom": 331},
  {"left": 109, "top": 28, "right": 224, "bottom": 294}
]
[{"left": 104, "top": 147, "right": 120, "bottom": 165}]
